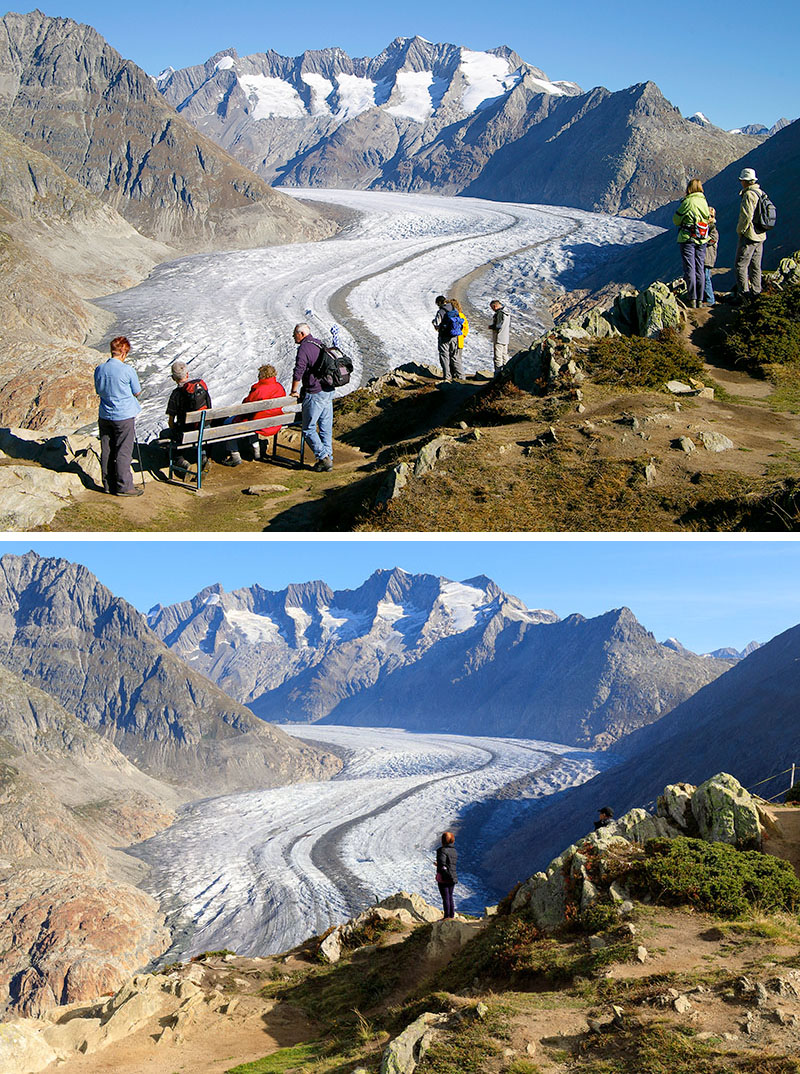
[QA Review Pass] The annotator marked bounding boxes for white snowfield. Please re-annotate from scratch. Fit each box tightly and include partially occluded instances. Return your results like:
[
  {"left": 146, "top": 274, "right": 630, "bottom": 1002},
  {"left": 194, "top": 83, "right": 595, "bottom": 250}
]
[
  {"left": 94, "top": 189, "right": 660, "bottom": 441},
  {"left": 132, "top": 725, "right": 609, "bottom": 963}
]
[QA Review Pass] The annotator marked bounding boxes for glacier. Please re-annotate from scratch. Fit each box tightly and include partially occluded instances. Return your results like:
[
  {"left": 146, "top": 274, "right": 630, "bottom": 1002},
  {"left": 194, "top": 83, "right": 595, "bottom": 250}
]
[
  {"left": 93, "top": 189, "right": 660, "bottom": 441},
  {"left": 130, "top": 725, "right": 611, "bottom": 963}
]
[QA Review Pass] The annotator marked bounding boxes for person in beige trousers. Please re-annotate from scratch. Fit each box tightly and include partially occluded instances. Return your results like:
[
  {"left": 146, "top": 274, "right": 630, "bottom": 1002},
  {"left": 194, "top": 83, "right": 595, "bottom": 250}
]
[{"left": 735, "top": 167, "right": 767, "bottom": 300}]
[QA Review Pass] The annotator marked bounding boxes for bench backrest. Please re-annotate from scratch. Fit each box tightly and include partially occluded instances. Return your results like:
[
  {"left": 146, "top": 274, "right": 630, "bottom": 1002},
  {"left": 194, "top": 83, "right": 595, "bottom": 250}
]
[{"left": 178, "top": 397, "right": 301, "bottom": 445}]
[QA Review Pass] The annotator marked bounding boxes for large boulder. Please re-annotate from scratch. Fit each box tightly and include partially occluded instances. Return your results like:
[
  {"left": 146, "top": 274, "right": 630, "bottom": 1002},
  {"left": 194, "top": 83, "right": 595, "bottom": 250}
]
[
  {"left": 0, "top": 1020, "right": 58, "bottom": 1074},
  {"left": 380, "top": 1012, "right": 446, "bottom": 1074},
  {"left": 0, "top": 465, "right": 83, "bottom": 529},
  {"left": 690, "top": 773, "right": 762, "bottom": 850},
  {"left": 635, "top": 281, "right": 685, "bottom": 338}
]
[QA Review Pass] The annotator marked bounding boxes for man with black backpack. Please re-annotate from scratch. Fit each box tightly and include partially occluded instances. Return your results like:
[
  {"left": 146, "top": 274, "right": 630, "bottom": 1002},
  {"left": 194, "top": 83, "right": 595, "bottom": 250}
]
[
  {"left": 290, "top": 322, "right": 334, "bottom": 472},
  {"left": 432, "top": 296, "right": 464, "bottom": 382},
  {"left": 735, "top": 167, "right": 773, "bottom": 300},
  {"left": 166, "top": 360, "right": 212, "bottom": 475}
]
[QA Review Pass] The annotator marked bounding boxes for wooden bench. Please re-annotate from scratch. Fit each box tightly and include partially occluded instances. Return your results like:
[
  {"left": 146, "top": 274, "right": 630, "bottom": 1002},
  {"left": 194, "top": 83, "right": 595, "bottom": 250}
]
[{"left": 162, "top": 396, "right": 305, "bottom": 490}]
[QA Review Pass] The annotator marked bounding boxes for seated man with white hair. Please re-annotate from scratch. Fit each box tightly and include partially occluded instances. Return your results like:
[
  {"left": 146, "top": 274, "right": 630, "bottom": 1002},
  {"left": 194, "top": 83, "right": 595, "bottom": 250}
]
[{"left": 290, "top": 323, "right": 333, "bottom": 472}]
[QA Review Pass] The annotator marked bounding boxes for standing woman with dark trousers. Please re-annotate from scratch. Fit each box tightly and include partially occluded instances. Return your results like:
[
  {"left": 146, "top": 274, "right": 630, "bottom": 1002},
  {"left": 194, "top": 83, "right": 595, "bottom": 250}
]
[
  {"left": 436, "top": 831, "right": 458, "bottom": 919},
  {"left": 674, "top": 179, "right": 710, "bottom": 308}
]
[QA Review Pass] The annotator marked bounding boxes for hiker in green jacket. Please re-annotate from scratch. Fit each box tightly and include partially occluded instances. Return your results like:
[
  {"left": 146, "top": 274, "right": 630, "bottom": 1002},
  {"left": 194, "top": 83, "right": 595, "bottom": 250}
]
[{"left": 674, "top": 179, "right": 711, "bottom": 308}]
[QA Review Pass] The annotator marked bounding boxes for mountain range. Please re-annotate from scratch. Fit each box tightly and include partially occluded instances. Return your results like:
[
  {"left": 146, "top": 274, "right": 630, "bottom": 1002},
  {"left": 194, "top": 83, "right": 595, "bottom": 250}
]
[
  {"left": 159, "top": 36, "right": 763, "bottom": 217},
  {"left": 148, "top": 567, "right": 732, "bottom": 747}
]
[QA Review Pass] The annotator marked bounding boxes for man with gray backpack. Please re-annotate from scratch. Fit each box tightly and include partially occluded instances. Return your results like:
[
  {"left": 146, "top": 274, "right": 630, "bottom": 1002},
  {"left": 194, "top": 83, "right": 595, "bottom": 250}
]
[{"left": 735, "top": 167, "right": 776, "bottom": 300}]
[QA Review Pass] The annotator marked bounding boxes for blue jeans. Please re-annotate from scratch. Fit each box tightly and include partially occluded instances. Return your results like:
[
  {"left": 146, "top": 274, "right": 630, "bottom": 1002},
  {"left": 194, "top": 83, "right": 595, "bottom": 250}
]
[
  {"left": 704, "top": 268, "right": 715, "bottom": 306},
  {"left": 302, "top": 391, "right": 333, "bottom": 461}
]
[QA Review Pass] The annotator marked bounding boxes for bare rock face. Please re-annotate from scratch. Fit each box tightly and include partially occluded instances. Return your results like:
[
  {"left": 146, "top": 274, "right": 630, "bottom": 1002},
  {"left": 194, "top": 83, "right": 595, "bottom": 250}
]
[
  {"left": 0, "top": 870, "right": 169, "bottom": 1017},
  {"left": 0, "top": 11, "right": 334, "bottom": 252},
  {"left": 0, "top": 552, "right": 340, "bottom": 795},
  {"left": 0, "top": 125, "right": 172, "bottom": 432}
]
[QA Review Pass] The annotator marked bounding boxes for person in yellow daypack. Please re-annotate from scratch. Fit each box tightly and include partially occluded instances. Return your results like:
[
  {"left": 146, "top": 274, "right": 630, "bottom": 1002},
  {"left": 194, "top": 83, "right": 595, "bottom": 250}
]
[
  {"left": 674, "top": 179, "right": 711, "bottom": 308},
  {"left": 450, "top": 298, "right": 469, "bottom": 356}
]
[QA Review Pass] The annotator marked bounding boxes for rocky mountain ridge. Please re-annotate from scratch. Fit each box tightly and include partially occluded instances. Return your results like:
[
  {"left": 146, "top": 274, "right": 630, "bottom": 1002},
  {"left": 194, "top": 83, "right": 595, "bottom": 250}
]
[
  {"left": 160, "top": 37, "right": 763, "bottom": 216},
  {"left": 148, "top": 567, "right": 732, "bottom": 746},
  {"left": 0, "top": 10, "right": 334, "bottom": 252},
  {"left": 0, "top": 125, "right": 173, "bottom": 431},
  {"left": 0, "top": 552, "right": 340, "bottom": 796}
]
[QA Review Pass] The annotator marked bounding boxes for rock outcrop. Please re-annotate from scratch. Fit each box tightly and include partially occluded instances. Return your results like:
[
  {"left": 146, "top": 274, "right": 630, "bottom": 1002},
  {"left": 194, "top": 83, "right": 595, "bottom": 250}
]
[
  {"left": 0, "top": 11, "right": 334, "bottom": 253},
  {"left": 511, "top": 773, "right": 763, "bottom": 929}
]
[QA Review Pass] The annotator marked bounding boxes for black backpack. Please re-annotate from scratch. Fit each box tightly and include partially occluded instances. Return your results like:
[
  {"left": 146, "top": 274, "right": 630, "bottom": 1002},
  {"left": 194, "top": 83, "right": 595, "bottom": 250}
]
[
  {"left": 312, "top": 343, "right": 353, "bottom": 392},
  {"left": 181, "top": 379, "right": 211, "bottom": 416},
  {"left": 752, "top": 190, "right": 777, "bottom": 232}
]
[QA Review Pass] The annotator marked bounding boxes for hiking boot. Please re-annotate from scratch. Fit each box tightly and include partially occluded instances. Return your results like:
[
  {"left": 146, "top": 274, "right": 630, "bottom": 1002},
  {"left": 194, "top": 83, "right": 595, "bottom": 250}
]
[
  {"left": 117, "top": 487, "right": 144, "bottom": 497},
  {"left": 313, "top": 457, "right": 333, "bottom": 472},
  {"left": 220, "top": 453, "right": 242, "bottom": 467}
]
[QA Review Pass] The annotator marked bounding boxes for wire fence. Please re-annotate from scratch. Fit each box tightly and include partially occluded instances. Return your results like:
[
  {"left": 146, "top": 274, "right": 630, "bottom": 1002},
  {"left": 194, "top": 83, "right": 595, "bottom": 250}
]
[{"left": 746, "top": 765, "right": 798, "bottom": 803}]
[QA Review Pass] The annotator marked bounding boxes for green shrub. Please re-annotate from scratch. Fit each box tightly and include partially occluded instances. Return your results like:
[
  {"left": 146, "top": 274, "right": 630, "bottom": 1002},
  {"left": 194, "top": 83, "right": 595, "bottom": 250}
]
[
  {"left": 785, "top": 784, "right": 800, "bottom": 804},
  {"left": 725, "top": 286, "right": 800, "bottom": 375},
  {"left": 626, "top": 837, "right": 800, "bottom": 918},
  {"left": 585, "top": 329, "right": 704, "bottom": 389}
]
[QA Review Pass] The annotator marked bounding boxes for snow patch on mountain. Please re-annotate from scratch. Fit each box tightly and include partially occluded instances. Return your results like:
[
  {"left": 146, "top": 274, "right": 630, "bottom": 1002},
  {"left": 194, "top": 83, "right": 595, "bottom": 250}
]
[
  {"left": 238, "top": 73, "right": 306, "bottom": 119},
  {"left": 460, "top": 49, "right": 522, "bottom": 111}
]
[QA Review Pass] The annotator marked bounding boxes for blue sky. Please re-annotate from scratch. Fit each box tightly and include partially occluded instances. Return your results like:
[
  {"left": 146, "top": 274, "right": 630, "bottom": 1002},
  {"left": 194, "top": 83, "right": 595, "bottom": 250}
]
[
  {"left": 25, "top": 1, "right": 797, "bottom": 131},
  {"left": 2, "top": 538, "right": 799, "bottom": 655}
]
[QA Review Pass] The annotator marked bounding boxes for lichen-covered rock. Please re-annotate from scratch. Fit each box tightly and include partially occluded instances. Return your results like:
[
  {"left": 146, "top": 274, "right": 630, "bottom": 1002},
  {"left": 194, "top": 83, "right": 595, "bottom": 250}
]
[
  {"left": 658, "top": 783, "right": 697, "bottom": 832},
  {"left": 414, "top": 436, "right": 455, "bottom": 477},
  {"left": 636, "top": 281, "right": 684, "bottom": 338},
  {"left": 691, "top": 772, "right": 762, "bottom": 849},
  {"left": 375, "top": 461, "right": 410, "bottom": 506},
  {"left": 699, "top": 431, "right": 734, "bottom": 453},
  {"left": 380, "top": 1012, "right": 446, "bottom": 1074}
]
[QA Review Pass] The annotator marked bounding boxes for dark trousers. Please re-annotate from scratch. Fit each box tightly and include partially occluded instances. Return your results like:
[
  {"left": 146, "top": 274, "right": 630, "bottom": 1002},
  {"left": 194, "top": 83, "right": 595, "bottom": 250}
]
[
  {"left": 99, "top": 417, "right": 136, "bottom": 494},
  {"left": 680, "top": 242, "right": 706, "bottom": 303},
  {"left": 438, "top": 882, "right": 455, "bottom": 919}
]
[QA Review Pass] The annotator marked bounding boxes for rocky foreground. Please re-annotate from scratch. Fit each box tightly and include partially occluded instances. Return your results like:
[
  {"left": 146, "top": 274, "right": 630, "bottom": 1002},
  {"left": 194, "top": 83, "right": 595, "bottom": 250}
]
[{"left": 5, "top": 772, "right": 800, "bottom": 1074}]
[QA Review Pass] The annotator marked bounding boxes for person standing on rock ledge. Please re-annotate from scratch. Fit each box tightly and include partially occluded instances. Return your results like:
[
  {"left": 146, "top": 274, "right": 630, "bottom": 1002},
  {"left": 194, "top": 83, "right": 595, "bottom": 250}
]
[
  {"left": 488, "top": 298, "right": 511, "bottom": 374},
  {"left": 435, "top": 831, "right": 458, "bottom": 919},
  {"left": 93, "top": 336, "right": 143, "bottom": 497},
  {"left": 735, "top": 167, "right": 767, "bottom": 300}
]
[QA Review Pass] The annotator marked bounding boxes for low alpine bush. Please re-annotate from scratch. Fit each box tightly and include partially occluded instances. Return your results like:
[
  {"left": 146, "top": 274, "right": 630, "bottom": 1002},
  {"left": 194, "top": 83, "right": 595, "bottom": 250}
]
[{"left": 626, "top": 836, "right": 800, "bottom": 918}]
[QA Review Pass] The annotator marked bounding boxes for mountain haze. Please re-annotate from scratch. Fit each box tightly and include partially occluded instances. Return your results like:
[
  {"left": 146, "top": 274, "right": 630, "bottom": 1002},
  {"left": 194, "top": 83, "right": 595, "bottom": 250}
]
[{"left": 149, "top": 568, "right": 731, "bottom": 746}]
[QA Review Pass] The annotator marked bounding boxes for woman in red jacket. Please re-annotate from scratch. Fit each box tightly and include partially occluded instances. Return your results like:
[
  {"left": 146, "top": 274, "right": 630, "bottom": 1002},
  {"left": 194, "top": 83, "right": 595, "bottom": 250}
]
[{"left": 223, "top": 364, "right": 287, "bottom": 465}]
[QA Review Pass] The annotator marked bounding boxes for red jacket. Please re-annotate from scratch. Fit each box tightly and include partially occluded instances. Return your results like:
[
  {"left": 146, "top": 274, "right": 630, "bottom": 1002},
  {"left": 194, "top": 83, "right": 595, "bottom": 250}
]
[{"left": 239, "top": 377, "right": 286, "bottom": 438}]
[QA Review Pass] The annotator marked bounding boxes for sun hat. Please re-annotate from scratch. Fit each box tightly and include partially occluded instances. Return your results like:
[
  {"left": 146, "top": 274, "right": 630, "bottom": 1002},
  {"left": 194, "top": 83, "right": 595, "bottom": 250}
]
[{"left": 738, "top": 167, "right": 758, "bottom": 182}]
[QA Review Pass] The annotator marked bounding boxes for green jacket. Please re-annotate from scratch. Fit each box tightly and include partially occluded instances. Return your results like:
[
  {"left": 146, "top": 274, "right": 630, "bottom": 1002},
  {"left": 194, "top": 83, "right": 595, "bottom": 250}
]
[{"left": 674, "top": 191, "right": 710, "bottom": 244}]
